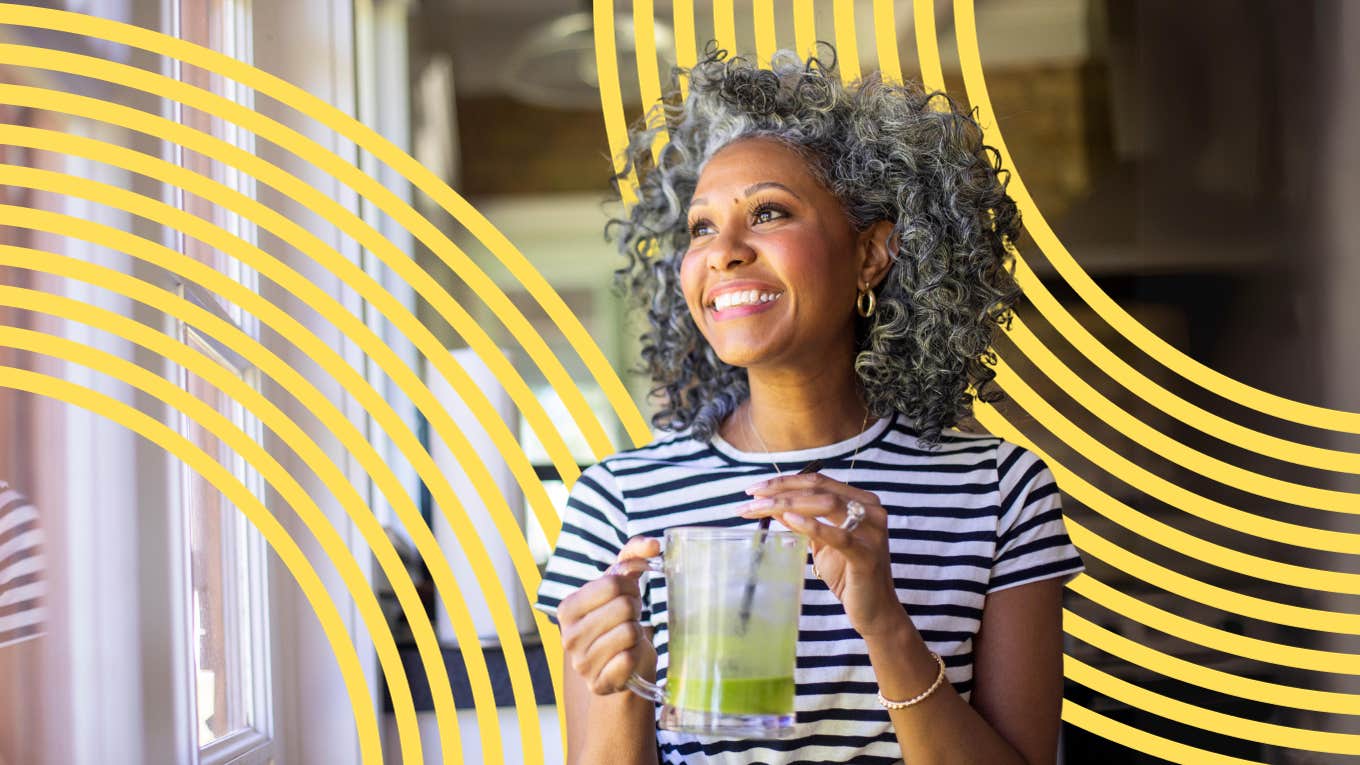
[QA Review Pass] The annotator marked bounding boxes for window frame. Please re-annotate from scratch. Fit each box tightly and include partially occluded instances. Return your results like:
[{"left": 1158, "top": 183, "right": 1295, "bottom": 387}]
[
  {"left": 174, "top": 281, "right": 274, "bottom": 764},
  {"left": 166, "top": 0, "right": 274, "bottom": 761}
]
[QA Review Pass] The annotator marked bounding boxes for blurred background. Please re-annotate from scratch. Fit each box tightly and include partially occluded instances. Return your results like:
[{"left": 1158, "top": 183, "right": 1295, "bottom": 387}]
[{"left": 1, "top": 0, "right": 1358, "bottom": 763}]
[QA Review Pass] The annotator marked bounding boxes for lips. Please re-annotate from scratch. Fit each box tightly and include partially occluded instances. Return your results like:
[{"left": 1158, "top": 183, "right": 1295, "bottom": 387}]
[{"left": 705, "top": 281, "right": 783, "bottom": 307}]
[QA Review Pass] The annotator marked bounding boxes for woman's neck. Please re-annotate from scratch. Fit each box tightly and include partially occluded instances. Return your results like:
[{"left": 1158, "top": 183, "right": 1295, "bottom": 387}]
[{"left": 723, "top": 368, "right": 875, "bottom": 452}]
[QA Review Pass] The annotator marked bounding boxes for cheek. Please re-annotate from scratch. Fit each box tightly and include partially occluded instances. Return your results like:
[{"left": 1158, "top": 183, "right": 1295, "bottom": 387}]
[
  {"left": 774, "top": 239, "right": 844, "bottom": 297},
  {"left": 679, "top": 253, "right": 705, "bottom": 311}
]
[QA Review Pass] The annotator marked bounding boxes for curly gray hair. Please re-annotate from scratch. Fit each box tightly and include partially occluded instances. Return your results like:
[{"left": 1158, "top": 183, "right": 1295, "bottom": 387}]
[{"left": 606, "top": 44, "right": 1021, "bottom": 447}]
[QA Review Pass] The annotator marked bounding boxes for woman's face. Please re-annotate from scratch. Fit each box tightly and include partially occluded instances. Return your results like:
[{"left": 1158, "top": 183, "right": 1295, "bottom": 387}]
[{"left": 680, "top": 136, "right": 864, "bottom": 372}]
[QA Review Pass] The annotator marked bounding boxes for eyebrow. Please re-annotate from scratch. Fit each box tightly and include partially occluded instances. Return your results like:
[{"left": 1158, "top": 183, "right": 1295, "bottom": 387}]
[{"left": 689, "top": 181, "right": 801, "bottom": 209}]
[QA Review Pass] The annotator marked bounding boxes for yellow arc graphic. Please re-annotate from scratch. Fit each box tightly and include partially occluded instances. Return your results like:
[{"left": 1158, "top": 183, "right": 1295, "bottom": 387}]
[
  {"left": 0, "top": 255, "right": 470, "bottom": 762},
  {"left": 0, "top": 188, "right": 542, "bottom": 761},
  {"left": 0, "top": 365, "right": 389, "bottom": 764},
  {"left": 598, "top": 1, "right": 1360, "bottom": 761},
  {"left": 9, "top": 0, "right": 1356, "bottom": 761},
  {"left": 949, "top": 0, "right": 1360, "bottom": 433},
  {"left": 0, "top": 45, "right": 579, "bottom": 521},
  {"left": 0, "top": 2, "right": 651, "bottom": 478}
]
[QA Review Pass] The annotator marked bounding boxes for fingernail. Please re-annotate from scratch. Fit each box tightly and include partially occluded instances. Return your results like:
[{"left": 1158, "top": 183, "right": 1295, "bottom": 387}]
[
  {"left": 737, "top": 498, "right": 774, "bottom": 515},
  {"left": 745, "top": 479, "right": 770, "bottom": 495}
]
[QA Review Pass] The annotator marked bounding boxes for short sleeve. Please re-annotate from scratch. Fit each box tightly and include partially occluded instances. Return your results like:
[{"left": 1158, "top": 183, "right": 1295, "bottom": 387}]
[
  {"left": 533, "top": 462, "right": 631, "bottom": 624},
  {"left": 988, "top": 442, "right": 1085, "bottom": 595}
]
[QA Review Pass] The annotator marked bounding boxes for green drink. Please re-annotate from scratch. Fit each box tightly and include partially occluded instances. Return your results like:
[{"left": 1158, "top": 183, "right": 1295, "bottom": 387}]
[
  {"left": 670, "top": 675, "right": 796, "bottom": 715},
  {"left": 625, "top": 527, "right": 807, "bottom": 738}
]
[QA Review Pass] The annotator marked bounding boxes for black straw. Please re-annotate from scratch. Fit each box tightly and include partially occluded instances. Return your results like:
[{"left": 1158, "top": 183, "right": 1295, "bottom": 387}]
[{"left": 737, "top": 459, "right": 824, "bottom": 632}]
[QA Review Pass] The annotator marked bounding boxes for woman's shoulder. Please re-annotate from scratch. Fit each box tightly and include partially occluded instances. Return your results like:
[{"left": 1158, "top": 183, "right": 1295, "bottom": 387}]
[
  {"left": 595, "top": 428, "right": 717, "bottom": 475},
  {"left": 875, "top": 415, "right": 1007, "bottom": 458},
  {"left": 873, "top": 418, "right": 1055, "bottom": 493}
]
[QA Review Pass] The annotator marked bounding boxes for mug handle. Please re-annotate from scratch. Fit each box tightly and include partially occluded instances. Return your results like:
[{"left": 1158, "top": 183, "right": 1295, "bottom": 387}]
[
  {"left": 626, "top": 673, "right": 665, "bottom": 703},
  {"left": 607, "top": 554, "right": 665, "bottom": 703}
]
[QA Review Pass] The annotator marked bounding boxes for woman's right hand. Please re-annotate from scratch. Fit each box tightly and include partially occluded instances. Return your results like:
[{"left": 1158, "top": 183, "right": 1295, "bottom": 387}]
[{"left": 557, "top": 536, "right": 661, "bottom": 696}]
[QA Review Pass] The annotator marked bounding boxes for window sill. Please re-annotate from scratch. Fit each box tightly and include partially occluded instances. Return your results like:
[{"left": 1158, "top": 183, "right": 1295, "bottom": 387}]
[{"left": 200, "top": 728, "right": 272, "bottom": 765}]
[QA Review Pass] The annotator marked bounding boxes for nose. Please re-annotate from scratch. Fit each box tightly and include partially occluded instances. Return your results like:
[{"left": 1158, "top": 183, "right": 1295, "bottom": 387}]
[{"left": 707, "top": 229, "right": 756, "bottom": 271}]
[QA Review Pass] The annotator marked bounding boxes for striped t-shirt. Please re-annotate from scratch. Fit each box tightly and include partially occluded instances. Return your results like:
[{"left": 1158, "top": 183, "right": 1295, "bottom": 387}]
[
  {"left": 0, "top": 481, "right": 44, "bottom": 648},
  {"left": 534, "top": 412, "right": 1085, "bottom": 765}
]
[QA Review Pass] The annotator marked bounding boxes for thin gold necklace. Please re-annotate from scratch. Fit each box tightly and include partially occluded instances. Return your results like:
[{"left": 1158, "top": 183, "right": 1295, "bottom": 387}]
[{"left": 745, "top": 404, "right": 871, "bottom": 481}]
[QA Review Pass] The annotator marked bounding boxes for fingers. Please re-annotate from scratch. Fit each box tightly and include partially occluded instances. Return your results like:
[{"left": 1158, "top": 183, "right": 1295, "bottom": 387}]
[
  {"left": 591, "top": 624, "right": 648, "bottom": 694},
  {"left": 584, "top": 620, "right": 647, "bottom": 691},
  {"left": 557, "top": 535, "right": 662, "bottom": 696},
  {"left": 560, "top": 590, "right": 647, "bottom": 693},
  {"left": 782, "top": 510, "right": 856, "bottom": 550},
  {"left": 746, "top": 471, "right": 879, "bottom": 504},
  {"left": 737, "top": 489, "right": 848, "bottom": 521},
  {"left": 617, "top": 535, "right": 661, "bottom": 563},
  {"left": 557, "top": 565, "right": 641, "bottom": 625}
]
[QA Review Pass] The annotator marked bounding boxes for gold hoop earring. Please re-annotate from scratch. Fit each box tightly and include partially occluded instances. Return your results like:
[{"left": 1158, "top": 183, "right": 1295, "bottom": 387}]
[{"left": 856, "top": 286, "right": 876, "bottom": 318}]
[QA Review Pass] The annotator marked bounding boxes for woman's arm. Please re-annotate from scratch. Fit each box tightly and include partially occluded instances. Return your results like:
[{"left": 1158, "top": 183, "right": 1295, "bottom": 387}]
[
  {"left": 738, "top": 471, "right": 1067, "bottom": 765},
  {"left": 863, "top": 578, "right": 1064, "bottom": 765},
  {"left": 558, "top": 537, "right": 663, "bottom": 765},
  {"left": 563, "top": 633, "right": 660, "bottom": 765}
]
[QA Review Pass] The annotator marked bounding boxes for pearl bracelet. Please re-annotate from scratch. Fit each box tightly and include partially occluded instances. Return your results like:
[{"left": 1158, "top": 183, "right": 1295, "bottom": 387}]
[{"left": 876, "top": 651, "right": 947, "bottom": 710}]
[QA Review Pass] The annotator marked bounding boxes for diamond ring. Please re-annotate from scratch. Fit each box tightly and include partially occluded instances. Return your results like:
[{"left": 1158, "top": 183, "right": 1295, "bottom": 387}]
[{"left": 840, "top": 500, "right": 867, "bottom": 532}]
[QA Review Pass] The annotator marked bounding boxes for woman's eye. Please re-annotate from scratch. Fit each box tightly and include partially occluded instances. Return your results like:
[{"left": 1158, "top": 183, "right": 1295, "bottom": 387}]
[
  {"left": 751, "top": 204, "right": 787, "bottom": 225},
  {"left": 688, "top": 220, "right": 713, "bottom": 237}
]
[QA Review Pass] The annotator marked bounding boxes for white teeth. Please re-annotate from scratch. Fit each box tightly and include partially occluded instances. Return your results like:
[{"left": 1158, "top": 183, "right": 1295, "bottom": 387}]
[{"left": 712, "top": 290, "right": 782, "bottom": 311}]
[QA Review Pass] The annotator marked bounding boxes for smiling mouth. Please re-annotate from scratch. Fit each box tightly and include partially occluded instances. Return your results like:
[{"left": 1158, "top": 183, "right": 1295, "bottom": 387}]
[{"left": 708, "top": 289, "right": 784, "bottom": 312}]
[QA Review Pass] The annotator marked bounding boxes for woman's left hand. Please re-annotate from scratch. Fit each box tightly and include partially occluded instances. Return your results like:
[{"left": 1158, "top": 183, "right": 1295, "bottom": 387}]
[{"left": 736, "top": 472, "right": 909, "bottom": 640}]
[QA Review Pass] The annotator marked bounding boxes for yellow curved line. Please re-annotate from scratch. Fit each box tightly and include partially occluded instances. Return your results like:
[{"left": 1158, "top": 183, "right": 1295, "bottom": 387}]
[
  {"left": 1062, "top": 700, "right": 1264, "bottom": 765},
  {"left": 832, "top": 0, "right": 861, "bottom": 81},
  {"left": 1069, "top": 575, "right": 1360, "bottom": 675},
  {"left": 0, "top": 319, "right": 431, "bottom": 760},
  {"left": 912, "top": 0, "right": 946, "bottom": 96},
  {"left": 908, "top": 0, "right": 1360, "bottom": 481},
  {"left": 732, "top": 9, "right": 1359, "bottom": 757},
  {"left": 950, "top": 0, "right": 1360, "bottom": 433},
  {"left": 0, "top": 264, "right": 467, "bottom": 760},
  {"left": 983, "top": 413, "right": 1360, "bottom": 633},
  {"left": 754, "top": 0, "right": 777, "bottom": 65},
  {"left": 1053, "top": 454, "right": 1360, "bottom": 595},
  {"left": 0, "top": 369, "right": 387, "bottom": 763},
  {"left": 1003, "top": 312, "right": 1360, "bottom": 490},
  {"left": 871, "top": 0, "right": 901, "bottom": 84},
  {"left": 1010, "top": 259, "right": 1360, "bottom": 474},
  {"left": 0, "top": 184, "right": 539, "bottom": 762},
  {"left": 0, "top": 50, "right": 579, "bottom": 525},
  {"left": 1064, "top": 609, "right": 1360, "bottom": 715},
  {"left": 0, "top": 199, "right": 549, "bottom": 761},
  {"left": 991, "top": 363, "right": 1360, "bottom": 547},
  {"left": 713, "top": 0, "right": 737, "bottom": 56},
  {"left": 632, "top": 0, "right": 667, "bottom": 168},
  {"left": 0, "top": 97, "right": 564, "bottom": 608},
  {"left": 1044, "top": 446, "right": 1360, "bottom": 595},
  {"left": 0, "top": 3, "right": 651, "bottom": 453},
  {"left": 793, "top": 0, "right": 817, "bottom": 60},
  {"left": 1066, "top": 654, "right": 1360, "bottom": 754},
  {"left": 595, "top": 0, "right": 639, "bottom": 208},
  {"left": 1066, "top": 518, "right": 1360, "bottom": 635},
  {"left": 902, "top": 10, "right": 1360, "bottom": 757},
  {"left": 672, "top": 0, "right": 697, "bottom": 98}
]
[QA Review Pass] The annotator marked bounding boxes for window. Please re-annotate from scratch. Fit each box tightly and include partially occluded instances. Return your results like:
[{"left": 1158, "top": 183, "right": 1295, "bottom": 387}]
[{"left": 170, "top": 1, "right": 273, "bottom": 762}]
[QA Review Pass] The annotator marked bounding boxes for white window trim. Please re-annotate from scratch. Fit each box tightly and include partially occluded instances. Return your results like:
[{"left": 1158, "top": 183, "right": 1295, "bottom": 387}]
[
  {"left": 163, "top": 0, "right": 273, "bottom": 761},
  {"left": 174, "top": 281, "right": 274, "bottom": 765}
]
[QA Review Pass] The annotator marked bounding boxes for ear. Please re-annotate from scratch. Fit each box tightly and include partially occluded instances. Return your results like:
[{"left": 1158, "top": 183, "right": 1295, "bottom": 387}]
[{"left": 857, "top": 220, "right": 896, "bottom": 290}]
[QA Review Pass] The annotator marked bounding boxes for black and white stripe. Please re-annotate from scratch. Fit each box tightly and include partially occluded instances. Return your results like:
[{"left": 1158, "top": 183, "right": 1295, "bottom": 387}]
[
  {"left": 0, "top": 481, "right": 44, "bottom": 648},
  {"left": 536, "top": 413, "right": 1085, "bottom": 764}
]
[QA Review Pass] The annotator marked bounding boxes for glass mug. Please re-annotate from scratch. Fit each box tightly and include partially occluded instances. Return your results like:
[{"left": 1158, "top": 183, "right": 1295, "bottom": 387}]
[{"left": 622, "top": 526, "right": 808, "bottom": 738}]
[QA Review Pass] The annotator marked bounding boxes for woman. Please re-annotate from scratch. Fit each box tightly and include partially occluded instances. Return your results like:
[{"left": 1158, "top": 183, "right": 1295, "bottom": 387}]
[{"left": 534, "top": 45, "right": 1085, "bottom": 765}]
